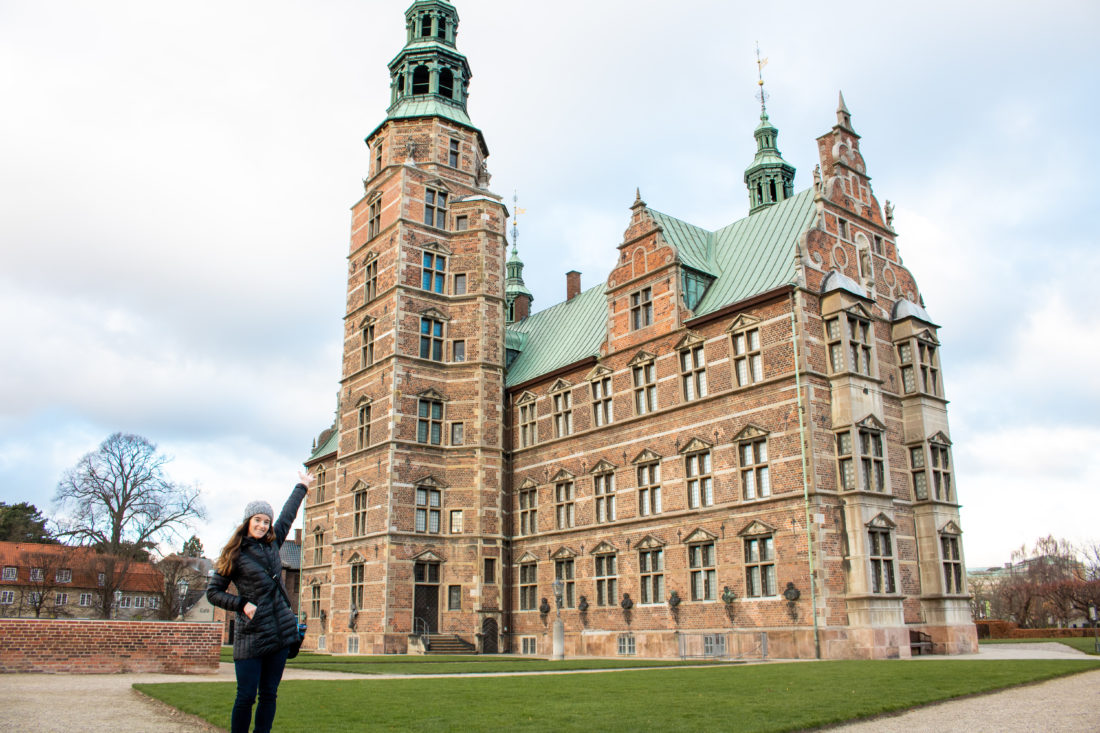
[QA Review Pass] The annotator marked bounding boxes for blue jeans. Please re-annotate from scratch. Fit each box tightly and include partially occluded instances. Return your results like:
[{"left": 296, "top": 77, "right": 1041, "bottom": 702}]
[{"left": 232, "top": 646, "right": 290, "bottom": 733}]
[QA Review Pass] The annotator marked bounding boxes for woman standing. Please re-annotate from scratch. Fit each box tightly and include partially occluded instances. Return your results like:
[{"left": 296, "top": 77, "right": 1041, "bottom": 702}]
[{"left": 207, "top": 471, "right": 314, "bottom": 733}]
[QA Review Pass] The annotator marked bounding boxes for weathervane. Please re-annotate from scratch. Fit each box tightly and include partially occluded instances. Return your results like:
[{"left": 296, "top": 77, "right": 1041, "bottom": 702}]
[
  {"left": 511, "top": 191, "right": 526, "bottom": 256},
  {"left": 755, "top": 42, "right": 769, "bottom": 114}
]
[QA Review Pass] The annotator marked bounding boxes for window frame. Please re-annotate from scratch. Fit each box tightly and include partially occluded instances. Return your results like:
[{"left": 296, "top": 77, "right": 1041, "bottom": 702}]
[
  {"left": 423, "top": 189, "right": 448, "bottom": 230},
  {"left": 688, "top": 542, "right": 716, "bottom": 601},
  {"left": 353, "top": 489, "right": 368, "bottom": 536},
  {"left": 421, "top": 251, "right": 447, "bottom": 292},
  {"left": 685, "top": 450, "right": 713, "bottom": 508},
  {"left": 679, "top": 344, "right": 707, "bottom": 401},
  {"left": 554, "top": 480, "right": 575, "bottom": 530},
  {"left": 594, "top": 553, "right": 617, "bottom": 607},
  {"left": 356, "top": 403, "right": 371, "bottom": 450},
  {"left": 364, "top": 258, "right": 378, "bottom": 303},
  {"left": 637, "top": 461, "right": 661, "bottom": 516},
  {"left": 519, "top": 563, "right": 537, "bottom": 611},
  {"left": 518, "top": 400, "right": 537, "bottom": 448},
  {"left": 632, "top": 361, "right": 656, "bottom": 415},
  {"left": 415, "top": 486, "right": 442, "bottom": 534},
  {"left": 630, "top": 287, "right": 653, "bottom": 330},
  {"left": 368, "top": 197, "right": 382, "bottom": 239},
  {"left": 744, "top": 535, "right": 776, "bottom": 598},
  {"left": 731, "top": 327, "right": 763, "bottom": 387},
  {"left": 350, "top": 562, "right": 365, "bottom": 609},
  {"left": 361, "top": 322, "right": 375, "bottom": 369},
  {"left": 594, "top": 471, "right": 616, "bottom": 524},
  {"left": 417, "top": 398, "right": 444, "bottom": 445},
  {"left": 639, "top": 548, "right": 665, "bottom": 604},
  {"left": 448, "top": 138, "right": 460, "bottom": 168},
  {"left": 518, "top": 486, "right": 537, "bottom": 536},
  {"left": 554, "top": 558, "right": 576, "bottom": 608},
  {"left": 941, "top": 534, "right": 964, "bottom": 594},
  {"left": 419, "top": 316, "right": 444, "bottom": 361},
  {"left": 590, "top": 376, "right": 613, "bottom": 427},
  {"left": 740, "top": 438, "right": 770, "bottom": 501},
  {"left": 552, "top": 389, "right": 573, "bottom": 438},
  {"left": 869, "top": 529, "right": 897, "bottom": 594}
]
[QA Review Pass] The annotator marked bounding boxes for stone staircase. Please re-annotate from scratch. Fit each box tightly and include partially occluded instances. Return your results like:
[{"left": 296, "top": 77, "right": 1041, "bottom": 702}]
[{"left": 425, "top": 633, "right": 477, "bottom": 655}]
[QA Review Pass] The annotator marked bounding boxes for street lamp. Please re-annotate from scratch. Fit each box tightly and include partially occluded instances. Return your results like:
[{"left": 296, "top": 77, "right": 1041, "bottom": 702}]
[{"left": 177, "top": 579, "right": 189, "bottom": 621}]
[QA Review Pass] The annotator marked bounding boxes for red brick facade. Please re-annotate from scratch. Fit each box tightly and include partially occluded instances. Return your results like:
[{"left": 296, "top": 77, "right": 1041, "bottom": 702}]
[
  {"left": 301, "top": 2, "right": 975, "bottom": 660},
  {"left": 0, "top": 619, "right": 220, "bottom": 673}
]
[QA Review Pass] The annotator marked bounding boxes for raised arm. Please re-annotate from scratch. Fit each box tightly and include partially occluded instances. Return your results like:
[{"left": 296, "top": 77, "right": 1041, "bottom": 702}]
[{"left": 273, "top": 470, "right": 315, "bottom": 545}]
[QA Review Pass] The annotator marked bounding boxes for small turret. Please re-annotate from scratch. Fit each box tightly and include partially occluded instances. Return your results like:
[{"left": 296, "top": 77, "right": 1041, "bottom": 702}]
[{"left": 743, "top": 47, "right": 796, "bottom": 214}]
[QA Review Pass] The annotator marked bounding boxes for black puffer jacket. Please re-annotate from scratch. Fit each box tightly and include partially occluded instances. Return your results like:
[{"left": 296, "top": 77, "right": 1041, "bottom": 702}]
[{"left": 207, "top": 484, "right": 307, "bottom": 660}]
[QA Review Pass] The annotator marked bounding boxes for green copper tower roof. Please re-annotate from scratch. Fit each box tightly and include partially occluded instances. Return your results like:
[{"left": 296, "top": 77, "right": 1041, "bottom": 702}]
[
  {"left": 744, "top": 48, "right": 795, "bottom": 214},
  {"left": 369, "top": 0, "right": 484, "bottom": 142}
]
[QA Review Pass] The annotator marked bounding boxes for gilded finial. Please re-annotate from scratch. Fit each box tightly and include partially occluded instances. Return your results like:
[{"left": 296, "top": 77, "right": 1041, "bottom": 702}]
[{"left": 755, "top": 42, "right": 769, "bottom": 116}]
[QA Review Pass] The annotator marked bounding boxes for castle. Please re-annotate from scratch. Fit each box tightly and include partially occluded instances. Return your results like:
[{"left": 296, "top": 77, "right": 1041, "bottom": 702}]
[{"left": 301, "top": 0, "right": 976, "bottom": 659}]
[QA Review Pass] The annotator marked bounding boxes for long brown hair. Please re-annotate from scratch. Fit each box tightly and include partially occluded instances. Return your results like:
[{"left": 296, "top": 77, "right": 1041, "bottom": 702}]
[{"left": 215, "top": 519, "right": 275, "bottom": 577}]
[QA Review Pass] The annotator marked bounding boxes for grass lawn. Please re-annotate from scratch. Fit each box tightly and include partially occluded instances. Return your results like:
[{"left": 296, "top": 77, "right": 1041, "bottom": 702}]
[
  {"left": 138, "top": 658, "right": 1099, "bottom": 732},
  {"left": 218, "top": 647, "right": 727, "bottom": 674},
  {"left": 980, "top": 637, "right": 1100, "bottom": 655}
]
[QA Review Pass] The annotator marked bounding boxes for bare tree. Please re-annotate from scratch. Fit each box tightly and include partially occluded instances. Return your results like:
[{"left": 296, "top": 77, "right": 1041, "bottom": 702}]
[
  {"left": 54, "top": 433, "right": 205, "bottom": 553},
  {"left": 155, "top": 554, "right": 208, "bottom": 620},
  {"left": 19, "top": 548, "right": 76, "bottom": 619}
]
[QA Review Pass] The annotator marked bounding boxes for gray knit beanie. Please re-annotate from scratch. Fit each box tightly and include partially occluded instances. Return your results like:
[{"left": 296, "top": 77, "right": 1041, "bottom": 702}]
[{"left": 243, "top": 500, "right": 274, "bottom": 524}]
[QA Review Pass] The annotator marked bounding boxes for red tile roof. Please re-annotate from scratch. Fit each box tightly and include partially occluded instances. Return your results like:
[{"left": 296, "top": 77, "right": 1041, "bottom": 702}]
[{"left": 0, "top": 541, "right": 163, "bottom": 592}]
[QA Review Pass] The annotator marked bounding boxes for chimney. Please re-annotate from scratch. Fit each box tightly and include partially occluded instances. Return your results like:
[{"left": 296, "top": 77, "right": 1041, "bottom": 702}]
[
  {"left": 295, "top": 528, "right": 302, "bottom": 545},
  {"left": 566, "top": 270, "right": 581, "bottom": 301}
]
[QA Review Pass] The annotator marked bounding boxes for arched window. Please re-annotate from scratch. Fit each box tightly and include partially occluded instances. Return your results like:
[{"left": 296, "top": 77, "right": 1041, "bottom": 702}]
[
  {"left": 420, "top": 15, "right": 432, "bottom": 37},
  {"left": 412, "top": 65, "right": 429, "bottom": 95},
  {"left": 439, "top": 69, "right": 454, "bottom": 99}
]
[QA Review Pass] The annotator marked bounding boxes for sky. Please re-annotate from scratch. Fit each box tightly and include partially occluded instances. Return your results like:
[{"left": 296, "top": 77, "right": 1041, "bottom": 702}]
[{"left": 1, "top": 0, "right": 1097, "bottom": 568}]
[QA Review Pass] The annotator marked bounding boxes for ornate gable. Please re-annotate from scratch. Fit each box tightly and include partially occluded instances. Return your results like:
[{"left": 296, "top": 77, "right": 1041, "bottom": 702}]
[
  {"left": 412, "top": 549, "right": 445, "bottom": 563},
  {"left": 347, "top": 552, "right": 365, "bottom": 564},
  {"left": 518, "top": 477, "right": 539, "bottom": 490},
  {"left": 845, "top": 302, "right": 874, "bottom": 321},
  {"left": 733, "top": 424, "right": 769, "bottom": 442},
  {"left": 351, "top": 479, "right": 369, "bottom": 492},
  {"left": 939, "top": 520, "right": 963, "bottom": 536},
  {"left": 358, "top": 313, "right": 376, "bottom": 328},
  {"left": 424, "top": 177, "right": 454, "bottom": 194},
  {"left": 631, "top": 448, "right": 662, "bottom": 464},
  {"left": 916, "top": 328, "right": 940, "bottom": 345},
  {"left": 679, "top": 436, "right": 713, "bottom": 454},
  {"left": 551, "top": 468, "right": 575, "bottom": 482},
  {"left": 866, "top": 513, "right": 897, "bottom": 529},
  {"left": 929, "top": 430, "right": 952, "bottom": 446},
  {"left": 738, "top": 520, "right": 777, "bottom": 537},
  {"left": 590, "top": 540, "right": 617, "bottom": 555},
  {"left": 627, "top": 350, "right": 657, "bottom": 367},
  {"left": 419, "top": 306, "right": 451, "bottom": 322},
  {"left": 365, "top": 188, "right": 382, "bottom": 204},
  {"left": 855, "top": 414, "right": 886, "bottom": 432},
  {"left": 590, "top": 459, "right": 616, "bottom": 474},
  {"left": 551, "top": 546, "right": 578, "bottom": 560},
  {"left": 514, "top": 391, "right": 537, "bottom": 406},
  {"left": 725, "top": 313, "right": 761, "bottom": 333},
  {"left": 683, "top": 527, "right": 718, "bottom": 544},
  {"left": 414, "top": 474, "right": 448, "bottom": 489},
  {"left": 586, "top": 363, "right": 613, "bottom": 381},
  {"left": 634, "top": 534, "right": 666, "bottom": 549},
  {"left": 417, "top": 387, "right": 449, "bottom": 402},
  {"left": 517, "top": 551, "right": 539, "bottom": 564},
  {"left": 548, "top": 378, "right": 572, "bottom": 394},
  {"left": 673, "top": 331, "right": 705, "bottom": 350},
  {"left": 418, "top": 237, "right": 453, "bottom": 255},
  {"left": 356, "top": 395, "right": 372, "bottom": 407}
]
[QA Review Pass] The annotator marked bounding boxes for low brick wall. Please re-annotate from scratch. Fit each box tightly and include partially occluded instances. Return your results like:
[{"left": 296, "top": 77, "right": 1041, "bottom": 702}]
[
  {"left": 0, "top": 619, "right": 221, "bottom": 674},
  {"left": 976, "top": 620, "right": 1097, "bottom": 640}
]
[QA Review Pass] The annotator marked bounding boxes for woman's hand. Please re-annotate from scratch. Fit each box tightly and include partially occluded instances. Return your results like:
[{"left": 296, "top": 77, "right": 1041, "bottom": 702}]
[
  {"left": 243, "top": 602, "right": 257, "bottom": 620},
  {"left": 298, "top": 470, "right": 316, "bottom": 488}
]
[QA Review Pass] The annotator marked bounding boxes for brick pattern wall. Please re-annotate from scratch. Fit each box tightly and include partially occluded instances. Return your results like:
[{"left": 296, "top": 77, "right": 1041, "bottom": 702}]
[{"left": 0, "top": 619, "right": 220, "bottom": 674}]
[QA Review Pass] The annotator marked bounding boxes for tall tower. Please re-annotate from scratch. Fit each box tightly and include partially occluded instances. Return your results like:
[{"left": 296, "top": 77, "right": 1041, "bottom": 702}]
[
  {"left": 744, "top": 51, "right": 795, "bottom": 213},
  {"left": 304, "top": 0, "right": 510, "bottom": 655}
]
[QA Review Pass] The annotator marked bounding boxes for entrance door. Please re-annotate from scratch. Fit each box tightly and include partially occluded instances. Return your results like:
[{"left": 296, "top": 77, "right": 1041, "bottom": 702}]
[
  {"left": 413, "top": 561, "right": 440, "bottom": 633},
  {"left": 481, "top": 617, "right": 498, "bottom": 653}
]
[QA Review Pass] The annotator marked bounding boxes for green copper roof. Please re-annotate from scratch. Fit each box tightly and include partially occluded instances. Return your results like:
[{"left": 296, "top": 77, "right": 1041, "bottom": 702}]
[
  {"left": 308, "top": 426, "right": 338, "bottom": 462},
  {"left": 504, "top": 189, "right": 817, "bottom": 388},
  {"left": 504, "top": 283, "right": 607, "bottom": 387},
  {"left": 385, "top": 97, "right": 474, "bottom": 128}
]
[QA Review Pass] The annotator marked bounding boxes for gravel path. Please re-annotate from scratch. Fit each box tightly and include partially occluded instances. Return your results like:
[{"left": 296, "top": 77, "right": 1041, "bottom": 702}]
[{"left": 0, "top": 645, "right": 1096, "bottom": 732}]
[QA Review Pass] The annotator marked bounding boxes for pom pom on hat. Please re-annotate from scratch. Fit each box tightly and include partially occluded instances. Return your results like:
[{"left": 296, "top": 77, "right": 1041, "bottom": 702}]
[{"left": 243, "top": 500, "right": 274, "bottom": 524}]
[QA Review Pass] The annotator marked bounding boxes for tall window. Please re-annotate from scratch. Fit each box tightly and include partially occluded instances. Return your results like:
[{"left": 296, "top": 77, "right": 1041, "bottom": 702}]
[
  {"left": 739, "top": 438, "right": 770, "bottom": 500},
  {"left": 639, "top": 548, "right": 664, "bottom": 604},
  {"left": 417, "top": 398, "right": 443, "bottom": 445},
  {"left": 453, "top": 273, "right": 467, "bottom": 295},
  {"left": 898, "top": 338, "right": 939, "bottom": 395},
  {"left": 594, "top": 471, "right": 615, "bottom": 523},
  {"left": 552, "top": 390, "right": 573, "bottom": 437},
  {"left": 364, "top": 258, "right": 378, "bottom": 303},
  {"left": 732, "top": 328, "right": 762, "bottom": 386},
  {"left": 484, "top": 558, "right": 496, "bottom": 584},
  {"left": 316, "top": 465, "right": 327, "bottom": 503},
  {"left": 869, "top": 529, "right": 896, "bottom": 594},
  {"left": 745, "top": 536, "right": 776, "bottom": 597},
  {"left": 368, "top": 198, "right": 381, "bottom": 239},
  {"left": 836, "top": 432, "right": 856, "bottom": 490},
  {"left": 311, "top": 585, "right": 321, "bottom": 618},
  {"left": 452, "top": 340, "right": 465, "bottom": 362},
  {"left": 519, "top": 401, "right": 537, "bottom": 447},
  {"left": 910, "top": 445, "right": 929, "bottom": 500},
  {"left": 313, "top": 530, "right": 324, "bottom": 566},
  {"left": 350, "top": 562, "right": 364, "bottom": 609},
  {"left": 519, "top": 486, "right": 537, "bottom": 535},
  {"left": 554, "top": 559, "right": 575, "bottom": 608},
  {"left": 356, "top": 404, "right": 371, "bottom": 450},
  {"left": 679, "top": 345, "right": 707, "bottom": 401},
  {"left": 450, "top": 422, "right": 464, "bottom": 445},
  {"left": 632, "top": 362, "right": 656, "bottom": 415},
  {"left": 448, "top": 585, "right": 461, "bottom": 610},
  {"left": 630, "top": 287, "right": 653, "bottom": 330},
  {"left": 420, "top": 317, "right": 444, "bottom": 361},
  {"left": 555, "top": 481, "right": 575, "bottom": 529},
  {"left": 448, "top": 138, "right": 459, "bottom": 167},
  {"left": 361, "top": 323, "right": 375, "bottom": 368},
  {"left": 519, "top": 563, "right": 537, "bottom": 610},
  {"left": 449, "top": 509, "right": 463, "bottom": 534},
  {"left": 942, "top": 535, "right": 963, "bottom": 594},
  {"left": 849, "top": 315, "right": 873, "bottom": 376},
  {"left": 353, "top": 490, "right": 368, "bottom": 536},
  {"left": 637, "top": 461, "right": 661, "bottom": 516},
  {"left": 595, "top": 554, "right": 617, "bottom": 606},
  {"left": 424, "top": 189, "right": 448, "bottom": 229},
  {"left": 860, "top": 429, "right": 886, "bottom": 492},
  {"left": 415, "top": 486, "right": 441, "bottom": 533},
  {"left": 930, "top": 443, "right": 953, "bottom": 501},
  {"left": 689, "top": 542, "right": 716, "bottom": 601},
  {"left": 685, "top": 450, "right": 713, "bottom": 508},
  {"left": 591, "top": 377, "right": 612, "bottom": 427},
  {"left": 374, "top": 142, "right": 382, "bottom": 174},
  {"left": 825, "top": 317, "right": 844, "bottom": 373},
  {"left": 421, "top": 251, "right": 446, "bottom": 292}
]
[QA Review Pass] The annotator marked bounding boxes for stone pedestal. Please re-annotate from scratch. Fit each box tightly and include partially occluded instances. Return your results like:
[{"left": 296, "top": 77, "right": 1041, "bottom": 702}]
[{"left": 552, "top": 618, "right": 564, "bottom": 660}]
